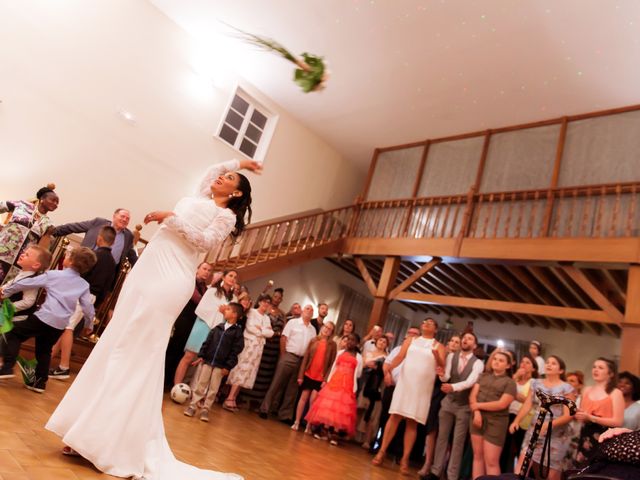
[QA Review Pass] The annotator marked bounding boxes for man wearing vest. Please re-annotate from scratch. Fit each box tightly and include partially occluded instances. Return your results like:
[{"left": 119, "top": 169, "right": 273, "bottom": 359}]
[{"left": 427, "top": 332, "right": 483, "bottom": 480}]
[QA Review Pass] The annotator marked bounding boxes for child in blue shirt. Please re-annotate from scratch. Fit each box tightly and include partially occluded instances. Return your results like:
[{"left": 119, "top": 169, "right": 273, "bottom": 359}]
[
  {"left": 0, "top": 246, "right": 96, "bottom": 392},
  {"left": 183, "top": 302, "right": 244, "bottom": 422}
]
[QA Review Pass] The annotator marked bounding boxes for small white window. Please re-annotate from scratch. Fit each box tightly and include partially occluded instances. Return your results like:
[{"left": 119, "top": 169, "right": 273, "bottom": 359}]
[{"left": 217, "top": 88, "right": 276, "bottom": 161}]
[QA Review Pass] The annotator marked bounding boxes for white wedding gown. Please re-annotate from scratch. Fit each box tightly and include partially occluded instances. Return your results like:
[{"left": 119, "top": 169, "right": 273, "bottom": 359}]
[{"left": 46, "top": 160, "right": 243, "bottom": 479}]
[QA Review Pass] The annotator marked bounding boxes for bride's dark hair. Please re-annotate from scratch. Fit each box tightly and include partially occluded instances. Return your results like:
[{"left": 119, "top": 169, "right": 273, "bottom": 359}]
[{"left": 227, "top": 173, "right": 252, "bottom": 238}]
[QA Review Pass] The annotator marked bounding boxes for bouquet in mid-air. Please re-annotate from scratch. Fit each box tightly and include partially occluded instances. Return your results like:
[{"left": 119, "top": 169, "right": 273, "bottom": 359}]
[{"left": 231, "top": 27, "right": 329, "bottom": 93}]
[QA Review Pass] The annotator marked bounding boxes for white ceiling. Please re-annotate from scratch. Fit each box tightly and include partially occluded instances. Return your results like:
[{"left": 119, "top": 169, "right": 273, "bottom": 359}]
[{"left": 151, "top": 0, "right": 640, "bottom": 169}]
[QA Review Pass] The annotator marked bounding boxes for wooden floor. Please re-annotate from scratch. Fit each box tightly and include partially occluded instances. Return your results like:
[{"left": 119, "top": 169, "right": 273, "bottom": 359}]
[{"left": 0, "top": 374, "right": 408, "bottom": 479}]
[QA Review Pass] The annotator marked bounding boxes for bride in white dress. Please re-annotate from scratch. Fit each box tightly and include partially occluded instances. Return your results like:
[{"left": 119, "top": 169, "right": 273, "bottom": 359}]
[{"left": 46, "top": 158, "right": 261, "bottom": 480}]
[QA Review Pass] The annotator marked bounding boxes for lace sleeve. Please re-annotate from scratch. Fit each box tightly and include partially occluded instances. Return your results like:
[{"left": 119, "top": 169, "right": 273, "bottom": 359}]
[
  {"left": 197, "top": 159, "right": 241, "bottom": 198},
  {"left": 163, "top": 208, "right": 236, "bottom": 252}
]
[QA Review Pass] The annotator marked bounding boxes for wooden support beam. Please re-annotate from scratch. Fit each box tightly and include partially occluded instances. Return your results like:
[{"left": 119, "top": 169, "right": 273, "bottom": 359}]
[
  {"left": 541, "top": 117, "right": 568, "bottom": 236},
  {"left": 367, "top": 257, "right": 401, "bottom": 330},
  {"left": 445, "top": 264, "right": 513, "bottom": 324},
  {"left": 429, "top": 269, "right": 493, "bottom": 322},
  {"left": 395, "top": 264, "right": 445, "bottom": 315},
  {"left": 431, "top": 266, "right": 494, "bottom": 321},
  {"left": 481, "top": 265, "right": 543, "bottom": 328},
  {"left": 376, "top": 257, "right": 401, "bottom": 297},
  {"left": 354, "top": 256, "right": 378, "bottom": 296},
  {"left": 600, "top": 269, "right": 627, "bottom": 305},
  {"left": 621, "top": 265, "right": 640, "bottom": 374},
  {"left": 620, "top": 325, "right": 640, "bottom": 375},
  {"left": 389, "top": 258, "right": 441, "bottom": 299},
  {"left": 509, "top": 266, "right": 567, "bottom": 330},
  {"left": 410, "top": 274, "right": 472, "bottom": 318},
  {"left": 395, "top": 292, "right": 618, "bottom": 324},
  {"left": 460, "top": 264, "right": 532, "bottom": 326},
  {"left": 344, "top": 237, "right": 640, "bottom": 264},
  {"left": 547, "top": 267, "right": 603, "bottom": 335},
  {"left": 526, "top": 266, "right": 581, "bottom": 332},
  {"left": 561, "top": 265, "right": 624, "bottom": 324}
]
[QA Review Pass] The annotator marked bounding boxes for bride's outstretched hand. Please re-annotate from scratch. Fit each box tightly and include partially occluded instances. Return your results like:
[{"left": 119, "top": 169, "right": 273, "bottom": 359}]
[
  {"left": 144, "top": 211, "right": 175, "bottom": 224},
  {"left": 239, "top": 159, "right": 263, "bottom": 174}
]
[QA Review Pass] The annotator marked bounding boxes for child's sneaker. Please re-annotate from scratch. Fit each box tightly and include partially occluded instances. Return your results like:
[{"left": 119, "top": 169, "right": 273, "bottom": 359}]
[
  {"left": 199, "top": 409, "right": 209, "bottom": 422},
  {"left": 49, "top": 367, "right": 70, "bottom": 380},
  {"left": 183, "top": 406, "right": 196, "bottom": 417},
  {"left": 24, "top": 378, "right": 46, "bottom": 394},
  {"left": 0, "top": 365, "right": 15, "bottom": 379}
]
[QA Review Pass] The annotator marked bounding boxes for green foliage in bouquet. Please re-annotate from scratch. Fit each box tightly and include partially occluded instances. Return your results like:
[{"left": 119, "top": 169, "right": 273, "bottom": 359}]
[
  {"left": 230, "top": 27, "right": 328, "bottom": 93},
  {"left": 294, "top": 53, "right": 326, "bottom": 93}
]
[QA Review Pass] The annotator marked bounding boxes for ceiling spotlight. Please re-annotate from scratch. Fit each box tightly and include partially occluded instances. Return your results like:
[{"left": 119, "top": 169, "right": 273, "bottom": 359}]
[{"left": 118, "top": 109, "right": 136, "bottom": 123}]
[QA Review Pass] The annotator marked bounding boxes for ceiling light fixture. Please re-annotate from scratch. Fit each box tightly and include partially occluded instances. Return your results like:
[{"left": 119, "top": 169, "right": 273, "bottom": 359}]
[{"left": 117, "top": 109, "right": 136, "bottom": 123}]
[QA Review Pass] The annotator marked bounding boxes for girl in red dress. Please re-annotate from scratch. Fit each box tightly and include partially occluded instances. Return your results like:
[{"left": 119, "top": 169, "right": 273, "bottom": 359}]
[{"left": 306, "top": 333, "right": 363, "bottom": 446}]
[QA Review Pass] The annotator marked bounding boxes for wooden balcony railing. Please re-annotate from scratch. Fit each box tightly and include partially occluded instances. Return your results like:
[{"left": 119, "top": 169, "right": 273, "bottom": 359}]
[
  {"left": 208, "top": 205, "right": 356, "bottom": 269},
  {"left": 209, "top": 180, "right": 639, "bottom": 268},
  {"left": 353, "top": 181, "right": 640, "bottom": 241}
]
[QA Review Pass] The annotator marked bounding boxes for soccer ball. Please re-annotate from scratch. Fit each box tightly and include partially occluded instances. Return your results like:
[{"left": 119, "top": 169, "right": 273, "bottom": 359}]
[{"left": 170, "top": 383, "right": 191, "bottom": 404}]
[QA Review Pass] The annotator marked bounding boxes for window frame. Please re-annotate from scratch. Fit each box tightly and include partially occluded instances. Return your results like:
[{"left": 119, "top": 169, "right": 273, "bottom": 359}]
[{"left": 216, "top": 86, "right": 277, "bottom": 162}]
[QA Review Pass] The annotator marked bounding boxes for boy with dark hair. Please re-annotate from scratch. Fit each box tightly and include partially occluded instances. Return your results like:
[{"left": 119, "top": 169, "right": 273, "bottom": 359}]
[
  {"left": 1, "top": 245, "right": 52, "bottom": 321},
  {"left": 184, "top": 302, "right": 244, "bottom": 422},
  {"left": 0, "top": 246, "right": 97, "bottom": 392},
  {"left": 50, "top": 226, "right": 117, "bottom": 379}
]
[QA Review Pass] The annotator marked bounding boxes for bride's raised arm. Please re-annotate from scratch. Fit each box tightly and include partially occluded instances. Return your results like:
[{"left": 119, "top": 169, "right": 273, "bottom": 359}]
[
  {"left": 197, "top": 159, "right": 241, "bottom": 198},
  {"left": 197, "top": 159, "right": 263, "bottom": 198}
]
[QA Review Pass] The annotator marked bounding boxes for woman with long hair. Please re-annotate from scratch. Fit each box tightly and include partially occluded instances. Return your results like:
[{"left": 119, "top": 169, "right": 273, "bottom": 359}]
[
  {"left": 0, "top": 186, "right": 58, "bottom": 284},
  {"left": 306, "top": 333, "right": 362, "bottom": 446},
  {"left": 561, "top": 370, "right": 585, "bottom": 472},
  {"left": 573, "top": 357, "right": 624, "bottom": 469},
  {"left": 224, "top": 294, "right": 275, "bottom": 411},
  {"left": 46, "top": 159, "right": 261, "bottom": 479},
  {"left": 618, "top": 371, "right": 640, "bottom": 430},
  {"left": 173, "top": 269, "right": 238, "bottom": 385},
  {"left": 359, "top": 335, "right": 388, "bottom": 448},
  {"left": 469, "top": 351, "right": 517, "bottom": 478},
  {"left": 500, "top": 353, "right": 538, "bottom": 473},
  {"left": 292, "top": 321, "right": 337, "bottom": 432},
  {"left": 510, "top": 355, "right": 574, "bottom": 480},
  {"left": 333, "top": 319, "right": 355, "bottom": 346}
]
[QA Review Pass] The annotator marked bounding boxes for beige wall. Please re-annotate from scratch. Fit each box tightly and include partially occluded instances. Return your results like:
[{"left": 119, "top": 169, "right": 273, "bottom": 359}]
[{"left": 0, "top": 1, "right": 363, "bottom": 235}]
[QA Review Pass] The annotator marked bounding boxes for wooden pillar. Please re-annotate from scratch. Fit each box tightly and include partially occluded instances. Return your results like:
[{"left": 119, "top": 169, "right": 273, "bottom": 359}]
[
  {"left": 620, "top": 265, "right": 640, "bottom": 375},
  {"left": 366, "top": 256, "right": 400, "bottom": 330}
]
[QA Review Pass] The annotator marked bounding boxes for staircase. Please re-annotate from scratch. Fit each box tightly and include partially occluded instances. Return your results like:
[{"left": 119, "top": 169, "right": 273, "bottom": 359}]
[{"left": 207, "top": 205, "right": 355, "bottom": 280}]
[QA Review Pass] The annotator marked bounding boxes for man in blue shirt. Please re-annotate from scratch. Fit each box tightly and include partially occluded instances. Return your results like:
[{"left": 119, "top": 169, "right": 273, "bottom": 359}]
[
  {"left": 0, "top": 247, "right": 96, "bottom": 393},
  {"left": 53, "top": 208, "right": 137, "bottom": 269}
]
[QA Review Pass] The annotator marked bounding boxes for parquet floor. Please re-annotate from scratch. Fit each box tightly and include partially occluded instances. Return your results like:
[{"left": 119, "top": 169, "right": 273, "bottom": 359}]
[{"left": 0, "top": 374, "right": 408, "bottom": 479}]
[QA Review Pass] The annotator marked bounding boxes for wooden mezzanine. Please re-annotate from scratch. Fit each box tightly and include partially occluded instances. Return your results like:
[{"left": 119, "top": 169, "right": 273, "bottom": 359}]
[
  {"left": 40, "top": 104, "right": 639, "bottom": 373},
  {"left": 206, "top": 104, "right": 640, "bottom": 374}
]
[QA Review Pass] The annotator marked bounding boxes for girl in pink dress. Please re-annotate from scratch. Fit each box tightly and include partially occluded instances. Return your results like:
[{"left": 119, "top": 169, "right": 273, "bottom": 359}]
[{"left": 305, "top": 333, "right": 363, "bottom": 446}]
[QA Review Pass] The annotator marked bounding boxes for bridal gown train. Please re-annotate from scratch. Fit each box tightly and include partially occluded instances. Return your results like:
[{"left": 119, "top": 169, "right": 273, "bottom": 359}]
[{"left": 46, "top": 160, "right": 243, "bottom": 479}]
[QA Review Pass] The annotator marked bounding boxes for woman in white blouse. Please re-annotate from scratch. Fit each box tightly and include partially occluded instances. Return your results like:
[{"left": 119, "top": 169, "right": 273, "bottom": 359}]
[{"left": 224, "top": 294, "right": 274, "bottom": 411}]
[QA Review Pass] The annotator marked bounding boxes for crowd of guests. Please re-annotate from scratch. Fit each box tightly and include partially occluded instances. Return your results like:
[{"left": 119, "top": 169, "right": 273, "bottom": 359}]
[
  {"left": 157, "top": 261, "right": 640, "bottom": 479},
  {"left": 0, "top": 187, "right": 138, "bottom": 391},
  {"left": 1, "top": 187, "right": 639, "bottom": 479}
]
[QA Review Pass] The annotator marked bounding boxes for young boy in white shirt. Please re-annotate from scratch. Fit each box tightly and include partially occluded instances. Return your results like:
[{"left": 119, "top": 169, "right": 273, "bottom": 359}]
[{"left": 2, "top": 245, "right": 52, "bottom": 321}]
